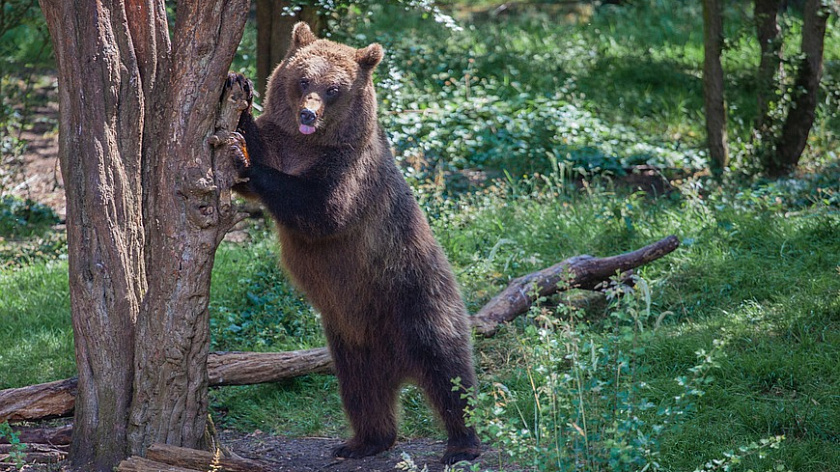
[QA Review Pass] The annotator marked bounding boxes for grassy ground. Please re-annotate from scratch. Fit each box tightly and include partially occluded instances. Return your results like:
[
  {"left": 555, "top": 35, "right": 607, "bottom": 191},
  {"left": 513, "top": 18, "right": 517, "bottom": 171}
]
[{"left": 2, "top": 1, "right": 840, "bottom": 471}]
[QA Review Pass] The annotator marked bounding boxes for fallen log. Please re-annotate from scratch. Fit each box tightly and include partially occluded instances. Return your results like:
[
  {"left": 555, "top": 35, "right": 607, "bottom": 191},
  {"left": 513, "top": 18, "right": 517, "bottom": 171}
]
[
  {"left": 145, "top": 443, "right": 273, "bottom": 472},
  {"left": 0, "top": 442, "right": 68, "bottom": 465},
  {"left": 209, "top": 349, "right": 332, "bottom": 386},
  {"left": 471, "top": 235, "right": 680, "bottom": 335},
  {"left": 0, "top": 236, "right": 678, "bottom": 423},
  {"left": 0, "top": 378, "right": 77, "bottom": 422},
  {"left": 0, "top": 350, "right": 332, "bottom": 423},
  {"left": 0, "top": 425, "right": 72, "bottom": 445}
]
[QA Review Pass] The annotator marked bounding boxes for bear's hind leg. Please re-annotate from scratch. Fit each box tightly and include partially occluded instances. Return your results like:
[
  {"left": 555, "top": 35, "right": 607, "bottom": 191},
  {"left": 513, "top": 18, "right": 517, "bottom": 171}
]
[
  {"left": 415, "top": 347, "right": 481, "bottom": 464},
  {"left": 330, "top": 340, "right": 400, "bottom": 459}
]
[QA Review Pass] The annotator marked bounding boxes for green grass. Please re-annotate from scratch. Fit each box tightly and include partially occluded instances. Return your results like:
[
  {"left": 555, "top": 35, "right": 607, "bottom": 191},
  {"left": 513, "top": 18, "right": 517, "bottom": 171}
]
[{"left": 0, "top": 260, "right": 73, "bottom": 388}]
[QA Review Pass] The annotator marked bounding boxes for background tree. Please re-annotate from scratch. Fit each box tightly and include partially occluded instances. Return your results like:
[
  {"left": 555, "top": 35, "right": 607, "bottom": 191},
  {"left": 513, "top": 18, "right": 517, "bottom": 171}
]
[
  {"left": 255, "top": 0, "right": 323, "bottom": 97},
  {"left": 753, "top": 0, "right": 784, "bottom": 136},
  {"left": 703, "top": 0, "right": 730, "bottom": 176},
  {"left": 36, "top": 1, "right": 247, "bottom": 470},
  {"left": 703, "top": 0, "right": 833, "bottom": 177},
  {"left": 764, "top": 0, "right": 831, "bottom": 176}
]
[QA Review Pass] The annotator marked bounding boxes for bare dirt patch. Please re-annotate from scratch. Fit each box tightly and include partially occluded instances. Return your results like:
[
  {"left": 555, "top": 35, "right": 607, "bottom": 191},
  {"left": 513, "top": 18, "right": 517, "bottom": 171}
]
[
  {"left": 5, "top": 81, "right": 64, "bottom": 219},
  {"left": 221, "top": 431, "right": 518, "bottom": 471}
]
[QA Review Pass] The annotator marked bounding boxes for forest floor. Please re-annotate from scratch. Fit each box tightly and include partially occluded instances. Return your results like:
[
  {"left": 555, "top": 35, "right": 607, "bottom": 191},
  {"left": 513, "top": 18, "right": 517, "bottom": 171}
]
[{"left": 3, "top": 427, "right": 514, "bottom": 471}]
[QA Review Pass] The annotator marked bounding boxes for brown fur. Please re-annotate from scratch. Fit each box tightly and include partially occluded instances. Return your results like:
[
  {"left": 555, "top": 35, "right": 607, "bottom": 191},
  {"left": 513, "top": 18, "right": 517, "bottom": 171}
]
[{"left": 229, "top": 23, "right": 480, "bottom": 464}]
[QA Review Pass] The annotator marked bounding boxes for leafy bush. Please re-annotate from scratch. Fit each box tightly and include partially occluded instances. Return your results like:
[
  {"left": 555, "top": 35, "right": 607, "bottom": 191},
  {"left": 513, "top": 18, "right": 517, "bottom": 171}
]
[
  {"left": 0, "top": 196, "right": 64, "bottom": 269},
  {"left": 0, "top": 195, "right": 59, "bottom": 237},
  {"left": 465, "top": 276, "right": 728, "bottom": 471},
  {"left": 0, "top": 422, "right": 25, "bottom": 469}
]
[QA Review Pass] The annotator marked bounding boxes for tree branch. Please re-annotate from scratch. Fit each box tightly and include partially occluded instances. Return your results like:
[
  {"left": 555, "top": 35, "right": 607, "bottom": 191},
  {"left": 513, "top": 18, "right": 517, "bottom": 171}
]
[{"left": 471, "top": 235, "right": 680, "bottom": 335}]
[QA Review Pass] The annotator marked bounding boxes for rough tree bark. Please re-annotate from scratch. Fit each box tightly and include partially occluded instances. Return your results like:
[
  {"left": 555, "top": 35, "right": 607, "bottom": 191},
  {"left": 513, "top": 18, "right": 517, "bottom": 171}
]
[
  {"left": 767, "top": 0, "right": 831, "bottom": 176},
  {"left": 255, "top": 0, "right": 323, "bottom": 97},
  {"left": 36, "top": 0, "right": 248, "bottom": 470},
  {"left": 753, "top": 0, "right": 784, "bottom": 134},
  {"left": 703, "top": 0, "right": 730, "bottom": 176}
]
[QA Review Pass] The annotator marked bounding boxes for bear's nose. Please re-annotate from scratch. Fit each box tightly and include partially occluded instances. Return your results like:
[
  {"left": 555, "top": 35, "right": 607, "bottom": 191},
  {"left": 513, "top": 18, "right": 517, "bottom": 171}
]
[{"left": 300, "top": 109, "right": 317, "bottom": 126}]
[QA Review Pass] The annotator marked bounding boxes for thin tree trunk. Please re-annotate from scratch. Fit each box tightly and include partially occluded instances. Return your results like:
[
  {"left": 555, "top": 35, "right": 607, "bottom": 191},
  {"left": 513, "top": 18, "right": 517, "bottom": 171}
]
[
  {"left": 768, "top": 0, "right": 830, "bottom": 176},
  {"left": 703, "top": 0, "right": 730, "bottom": 176},
  {"left": 37, "top": 1, "right": 248, "bottom": 469},
  {"left": 753, "top": 0, "right": 784, "bottom": 134}
]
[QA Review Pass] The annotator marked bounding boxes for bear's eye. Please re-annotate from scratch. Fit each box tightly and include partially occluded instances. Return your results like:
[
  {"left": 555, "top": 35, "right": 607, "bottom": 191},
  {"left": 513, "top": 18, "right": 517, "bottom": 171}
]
[
  {"left": 299, "top": 78, "right": 310, "bottom": 90},
  {"left": 326, "top": 86, "right": 340, "bottom": 97}
]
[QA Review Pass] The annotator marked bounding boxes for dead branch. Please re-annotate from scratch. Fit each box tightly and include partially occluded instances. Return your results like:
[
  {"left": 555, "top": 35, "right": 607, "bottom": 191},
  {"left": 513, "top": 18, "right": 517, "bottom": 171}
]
[
  {"left": 471, "top": 235, "right": 680, "bottom": 336},
  {"left": 0, "top": 443, "right": 68, "bottom": 465},
  {"left": 208, "top": 349, "right": 333, "bottom": 386},
  {"left": 0, "top": 350, "right": 332, "bottom": 423},
  {"left": 0, "top": 425, "right": 72, "bottom": 445}
]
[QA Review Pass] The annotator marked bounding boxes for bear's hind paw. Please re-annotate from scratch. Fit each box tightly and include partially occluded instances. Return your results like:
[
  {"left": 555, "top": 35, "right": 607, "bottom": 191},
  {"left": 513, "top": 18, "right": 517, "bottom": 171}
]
[
  {"left": 441, "top": 444, "right": 481, "bottom": 465},
  {"left": 332, "top": 439, "right": 392, "bottom": 460}
]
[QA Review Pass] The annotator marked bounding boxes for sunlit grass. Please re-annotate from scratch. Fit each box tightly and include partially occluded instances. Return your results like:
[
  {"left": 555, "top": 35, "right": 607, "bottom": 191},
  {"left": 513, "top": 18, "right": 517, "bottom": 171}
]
[{"left": 0, "top": 260, "right": 74, "bottom": 388}]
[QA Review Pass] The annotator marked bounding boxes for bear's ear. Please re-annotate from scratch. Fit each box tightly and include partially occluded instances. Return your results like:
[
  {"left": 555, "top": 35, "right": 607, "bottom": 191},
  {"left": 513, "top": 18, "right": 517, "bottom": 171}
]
[
  {"left": 355, "top": 43, "right": 383, "bottom": 71},
  {"left": 291, "top": 22, "right": 317, "bottom": 50}
]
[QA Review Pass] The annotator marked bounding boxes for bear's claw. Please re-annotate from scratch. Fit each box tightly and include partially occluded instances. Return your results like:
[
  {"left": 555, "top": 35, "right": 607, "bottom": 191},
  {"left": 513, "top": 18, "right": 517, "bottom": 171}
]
[{"left": 225, "top": 72, "right": 254, "bottom": 109}]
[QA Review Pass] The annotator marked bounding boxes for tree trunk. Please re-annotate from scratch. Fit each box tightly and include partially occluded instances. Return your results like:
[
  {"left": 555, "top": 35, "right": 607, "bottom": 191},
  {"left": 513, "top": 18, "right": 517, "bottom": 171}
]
[
  {"left": 753, "top": 0, "right": 784, "bottom": 134},
  {"left": 36, "top": 1, "right": 248, "bottom": 470},
  {"left": 767, "top": 0, "right": 830, "bottom": 176},
  {"left": 37, "top": 2, "right": 147, "bottom": 468},
  {"left": 127, "top": 0, "right": 248, "bottom": 457},
  {"left": 255, "top": 0, "right": 323, "bottom": 97},
  {"left": 703, "top": 0, "right": 730, "bottom": 176}
]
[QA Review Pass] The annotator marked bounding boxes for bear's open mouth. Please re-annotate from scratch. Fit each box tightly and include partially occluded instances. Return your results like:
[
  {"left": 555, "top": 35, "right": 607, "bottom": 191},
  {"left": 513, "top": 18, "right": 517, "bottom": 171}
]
[{"left": 299, "top": 124, "right": 316, "bottom": 135}]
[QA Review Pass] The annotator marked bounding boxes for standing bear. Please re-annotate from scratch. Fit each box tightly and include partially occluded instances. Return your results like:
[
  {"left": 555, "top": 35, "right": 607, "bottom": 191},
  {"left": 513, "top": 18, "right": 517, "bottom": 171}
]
[{"left": 225, "top": 22, "right": 481, "bottom": 464}]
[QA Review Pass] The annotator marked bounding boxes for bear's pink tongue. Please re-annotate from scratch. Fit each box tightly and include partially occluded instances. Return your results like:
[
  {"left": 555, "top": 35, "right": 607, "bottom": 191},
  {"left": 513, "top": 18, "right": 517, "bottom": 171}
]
[{"left": 299, "top": 124, "right": 316, "bottom": 135}]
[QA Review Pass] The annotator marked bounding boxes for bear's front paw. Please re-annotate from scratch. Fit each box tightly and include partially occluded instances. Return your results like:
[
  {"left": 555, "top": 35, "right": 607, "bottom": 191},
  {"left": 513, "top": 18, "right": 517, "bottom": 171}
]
[
  {"left": 228, "top": 132, "right": 251, "bottom": 177},
  {"left": 209, "top": 130, "right": 250, "bottom": 179},
  {"left": 224, "top": 72, "right": 254, "bottom": 110}
]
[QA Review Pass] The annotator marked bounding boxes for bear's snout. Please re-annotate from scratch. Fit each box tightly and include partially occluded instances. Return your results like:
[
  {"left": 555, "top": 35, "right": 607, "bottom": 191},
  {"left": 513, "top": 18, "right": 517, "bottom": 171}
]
[
  {"left": 298, "top": 93, "right": 323, "bottom": 135},
  {"left": 300, "top": 108, "right": 317, "bottom": 126}
]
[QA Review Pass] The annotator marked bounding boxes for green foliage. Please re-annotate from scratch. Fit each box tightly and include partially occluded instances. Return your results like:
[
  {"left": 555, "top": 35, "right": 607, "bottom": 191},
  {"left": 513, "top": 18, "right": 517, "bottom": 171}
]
[
  {"left": 210, "top": 229, "right": 324, "bottom": 352},
  {"left": 0, "top": 195, "right": 59, "bottom": 237},
  {"left": 464, "top": 277, "right": 727, "bottom": 472},
  {"left": 0, "top": 196, "right": 65, "bottom": 269},
  {"left": 0, "top": 422, "right": 26, "bottom": 469}
]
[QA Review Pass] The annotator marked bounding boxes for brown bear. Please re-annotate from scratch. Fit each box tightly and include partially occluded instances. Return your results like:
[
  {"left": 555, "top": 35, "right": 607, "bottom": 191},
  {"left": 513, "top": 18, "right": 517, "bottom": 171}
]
[{"left": 225, "top": 22, "right": 481, "bottom": 464}]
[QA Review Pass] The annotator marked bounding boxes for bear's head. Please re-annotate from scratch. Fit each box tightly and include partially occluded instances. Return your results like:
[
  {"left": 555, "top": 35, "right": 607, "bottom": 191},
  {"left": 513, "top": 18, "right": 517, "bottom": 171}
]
[{"left": 263, "top": 22, "right": 383, "bottom": 145}]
